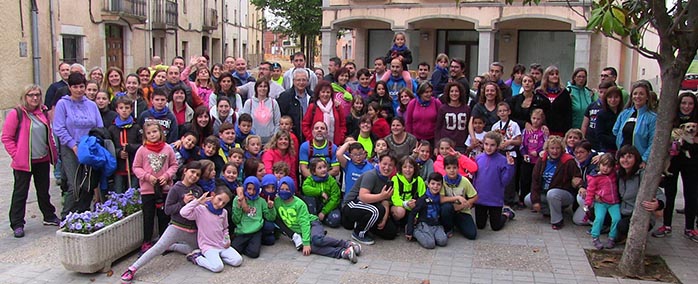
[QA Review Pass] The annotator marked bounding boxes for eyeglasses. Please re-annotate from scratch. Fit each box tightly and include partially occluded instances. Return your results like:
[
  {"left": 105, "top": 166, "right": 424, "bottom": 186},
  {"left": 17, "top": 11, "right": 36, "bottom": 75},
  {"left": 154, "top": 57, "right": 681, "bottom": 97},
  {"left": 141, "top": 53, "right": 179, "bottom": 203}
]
[
  {"left": 600, "top": 74, "right": 610, "bottom": 78},
  {"left": 350, "top": 152, "right": 366, "bottom": 157},
  {"left": 25, "top": 93, "right": 41, "bottom": 98}
]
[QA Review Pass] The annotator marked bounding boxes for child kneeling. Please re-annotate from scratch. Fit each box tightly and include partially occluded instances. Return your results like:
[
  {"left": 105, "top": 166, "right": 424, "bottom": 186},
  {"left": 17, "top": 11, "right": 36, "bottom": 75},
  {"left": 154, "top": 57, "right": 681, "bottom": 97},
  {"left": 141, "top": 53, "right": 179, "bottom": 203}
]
[
  {"left": 180, "top": 187, "right": 242, "bottom": 272},
  {"left": 275, "top": 176, "right": 361, "bottom": 263},
  {"left": 405, "top": 173, "right": 448, "bottom": 249}
]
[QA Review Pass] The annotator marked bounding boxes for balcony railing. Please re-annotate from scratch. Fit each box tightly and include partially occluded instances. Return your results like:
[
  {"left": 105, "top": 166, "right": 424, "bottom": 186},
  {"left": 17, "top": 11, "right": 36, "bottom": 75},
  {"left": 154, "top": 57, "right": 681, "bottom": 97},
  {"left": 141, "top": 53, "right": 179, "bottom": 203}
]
[
  {"left": 152, "top": 0, "right": 178, "bottom": 30},
  {"left": 203, "top": 8, "right": 218, "bottom": 31},
  {"left": 103, "top": 0, "right": 147, "bottom": 23}
]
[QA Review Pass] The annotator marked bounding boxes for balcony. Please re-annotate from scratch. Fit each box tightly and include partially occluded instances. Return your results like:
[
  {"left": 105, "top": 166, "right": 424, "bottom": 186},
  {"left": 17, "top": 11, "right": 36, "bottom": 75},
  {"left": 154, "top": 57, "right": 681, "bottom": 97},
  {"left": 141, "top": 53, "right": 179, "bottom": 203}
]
[
  {"left": 102, "top": 0, "right": 147, "bottom": 25},
  {"left": 203, "top": 8, "right": 218, "bottom": 31},
  {"left": 152, "top": 0, "right": 178, "bottom": 30}
]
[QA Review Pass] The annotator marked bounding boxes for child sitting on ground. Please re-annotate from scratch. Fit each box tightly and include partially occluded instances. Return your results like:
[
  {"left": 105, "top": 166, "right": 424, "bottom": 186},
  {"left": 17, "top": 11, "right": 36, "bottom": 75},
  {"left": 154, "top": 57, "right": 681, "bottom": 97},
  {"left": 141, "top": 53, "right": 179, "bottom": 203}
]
[
  {"left": 585, "top": 153, "right": 620, "bottom": 250},
  {"left": 473, "top": 131, "right": 516, "bottom": 231},
  {"left": 259, "top": 174, "right": 280, "bottom": 244},
  {"left": 302, "top": 158, "right": 342, "bottom": 228},
  {"left": 405, "top": 172, "right": 448, "bottom": 249},
  {"left": 390, "top": 156, "right": 426, "bottom": 226},
  {"left": 275, "top": 176, "right": 361, "bottom": 263},
  {"left": 180, "top": 187, "right": 242, "bottom": 272},
  {"left": 440, "top": 155, "right": 478, "bottom": 239},
  {"left": 231, "top": 177, "right": 277, "bottom": 258}
]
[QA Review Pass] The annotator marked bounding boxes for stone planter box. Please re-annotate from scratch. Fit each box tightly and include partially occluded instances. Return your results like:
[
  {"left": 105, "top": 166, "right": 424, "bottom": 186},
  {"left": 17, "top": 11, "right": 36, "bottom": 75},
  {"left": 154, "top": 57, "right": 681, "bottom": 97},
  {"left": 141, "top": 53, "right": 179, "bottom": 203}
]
[{"left": 57, "top": 210, "right": 143, "bottom": 273}]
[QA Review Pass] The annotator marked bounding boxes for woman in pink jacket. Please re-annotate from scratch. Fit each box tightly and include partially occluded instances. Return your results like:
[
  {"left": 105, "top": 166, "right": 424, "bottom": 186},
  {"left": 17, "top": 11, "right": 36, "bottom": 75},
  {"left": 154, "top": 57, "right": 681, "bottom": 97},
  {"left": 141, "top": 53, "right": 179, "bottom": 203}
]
[
  {"left": 404, "top": 82, "right": 441, "bottom": 144},
  {"left": 262, "top": 130, "right": 298, "bottom": 186},
  {"left": 1, "top": 85, "right": 59, "bottom": 238}
]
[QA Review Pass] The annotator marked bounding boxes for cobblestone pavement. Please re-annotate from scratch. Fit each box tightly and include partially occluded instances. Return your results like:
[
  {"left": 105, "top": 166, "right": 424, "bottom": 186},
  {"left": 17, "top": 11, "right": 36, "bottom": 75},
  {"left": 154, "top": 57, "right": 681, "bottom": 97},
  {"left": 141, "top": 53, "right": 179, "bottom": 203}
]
[{"left": 0, "top": 146, "right": 696, "bottom": 284}]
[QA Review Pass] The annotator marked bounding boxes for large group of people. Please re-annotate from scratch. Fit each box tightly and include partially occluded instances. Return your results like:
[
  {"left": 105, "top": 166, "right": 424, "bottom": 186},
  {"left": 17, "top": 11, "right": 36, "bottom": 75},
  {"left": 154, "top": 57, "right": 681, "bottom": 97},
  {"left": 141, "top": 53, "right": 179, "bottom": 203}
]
[{"left": 2, "top": 31, "right": 693, "bottom": 282}]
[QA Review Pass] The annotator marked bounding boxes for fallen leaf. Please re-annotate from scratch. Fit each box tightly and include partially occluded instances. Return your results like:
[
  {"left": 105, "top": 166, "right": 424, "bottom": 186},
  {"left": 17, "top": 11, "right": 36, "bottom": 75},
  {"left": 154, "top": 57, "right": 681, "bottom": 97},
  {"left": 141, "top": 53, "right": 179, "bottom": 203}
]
[
  {"left": 361, "top": 265, "right": 369, "bottom": 269},
  {"left": 532, "top": 248, "right": 540, "bottom": 253},
  {"left": 106, "top": 270, "right": 114, "bottom": 277}
]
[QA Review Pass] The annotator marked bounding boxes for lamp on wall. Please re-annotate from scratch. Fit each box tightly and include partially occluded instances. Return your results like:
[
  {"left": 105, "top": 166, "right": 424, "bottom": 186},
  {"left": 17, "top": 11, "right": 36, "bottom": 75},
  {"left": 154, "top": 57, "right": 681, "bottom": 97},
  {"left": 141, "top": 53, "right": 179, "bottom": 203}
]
[{"left": 421, "top": 32, "right": 429, "bottom": 41}]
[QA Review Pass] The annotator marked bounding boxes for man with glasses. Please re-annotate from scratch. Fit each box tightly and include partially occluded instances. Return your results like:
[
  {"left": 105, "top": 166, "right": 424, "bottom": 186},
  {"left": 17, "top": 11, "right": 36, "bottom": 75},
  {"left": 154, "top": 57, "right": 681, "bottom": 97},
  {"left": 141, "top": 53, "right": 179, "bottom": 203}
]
[
  {"left": 278, "top": 69, "right": 313, "bottom": 141},
  {"left": 600, "top": 67, "right": 629, "bottom": 105},
  {"left": 283, "top": 52, "right": 318, "bottom": 91},
  {"left": 237, "top": 61, "right": 285, "bottom": 99}
]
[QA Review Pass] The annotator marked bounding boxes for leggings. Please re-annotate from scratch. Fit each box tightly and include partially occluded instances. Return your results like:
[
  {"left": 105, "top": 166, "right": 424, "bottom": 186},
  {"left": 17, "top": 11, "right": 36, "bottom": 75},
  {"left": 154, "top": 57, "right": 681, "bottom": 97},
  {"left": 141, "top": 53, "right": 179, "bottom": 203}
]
[
  {"left": 141, "top": 194, "right": 170, "bottom": 244},
  {"left": 131, "top": 225, "right": 197, "bottom": 270},
  {"left": 475, "top": 205, "right": 507, "bottom": 231}
]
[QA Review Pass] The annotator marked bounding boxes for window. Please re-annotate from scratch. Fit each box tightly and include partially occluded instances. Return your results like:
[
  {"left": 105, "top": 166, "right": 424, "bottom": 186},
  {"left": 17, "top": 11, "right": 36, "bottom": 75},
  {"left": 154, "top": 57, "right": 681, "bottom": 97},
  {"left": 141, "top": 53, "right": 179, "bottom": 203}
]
[{"left": 62, "top": 35, "right": 83, "bottom": 64}]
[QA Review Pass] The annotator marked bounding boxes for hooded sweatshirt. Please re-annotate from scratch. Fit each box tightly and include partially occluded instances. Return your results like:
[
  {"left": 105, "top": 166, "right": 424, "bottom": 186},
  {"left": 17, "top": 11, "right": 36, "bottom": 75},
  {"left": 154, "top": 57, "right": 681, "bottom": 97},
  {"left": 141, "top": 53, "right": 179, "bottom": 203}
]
[
  {"left": 240, "top": 96, "right": 280, "bottom": 141},
  {"left": 53, "top": 95, "right": 103, "bottom": 148}
]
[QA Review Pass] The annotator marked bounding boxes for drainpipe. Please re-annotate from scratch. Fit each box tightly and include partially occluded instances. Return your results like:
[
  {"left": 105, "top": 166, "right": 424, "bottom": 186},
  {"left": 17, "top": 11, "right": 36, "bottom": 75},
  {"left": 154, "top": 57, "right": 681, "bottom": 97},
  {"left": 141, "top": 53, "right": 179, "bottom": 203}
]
[
  {"left": 30, "top": 0, "right": 41, "bottom": 85},
  {"left": 49, "top": 0, "right": 57, "bottom": 82}
]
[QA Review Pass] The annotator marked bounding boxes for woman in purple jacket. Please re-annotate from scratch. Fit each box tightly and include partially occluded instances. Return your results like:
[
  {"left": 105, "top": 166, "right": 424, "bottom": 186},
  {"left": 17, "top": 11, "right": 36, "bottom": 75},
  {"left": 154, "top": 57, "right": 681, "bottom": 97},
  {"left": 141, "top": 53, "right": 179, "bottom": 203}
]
[
  {"left": 2, "top": 85, "right": 60, "bottom": 238},
  {"left": 405, "top": 82, "right": 442, "bottom": 145},
  {"left": 53, "top": 73, "right": 104, "bottom": 218}
]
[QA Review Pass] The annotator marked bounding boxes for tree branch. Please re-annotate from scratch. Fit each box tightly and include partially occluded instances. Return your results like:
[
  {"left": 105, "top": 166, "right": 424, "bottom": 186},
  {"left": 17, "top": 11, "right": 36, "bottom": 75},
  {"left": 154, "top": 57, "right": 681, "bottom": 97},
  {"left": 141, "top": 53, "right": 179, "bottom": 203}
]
[
  {"left": 601, "top": 30, "right": 659, "bottom": 60},
  {"left": 565, "top": 0, "right": 588, "bottom": 22},
  {"left": 667, "top": 0, "right": 690, "bottom": 36}
]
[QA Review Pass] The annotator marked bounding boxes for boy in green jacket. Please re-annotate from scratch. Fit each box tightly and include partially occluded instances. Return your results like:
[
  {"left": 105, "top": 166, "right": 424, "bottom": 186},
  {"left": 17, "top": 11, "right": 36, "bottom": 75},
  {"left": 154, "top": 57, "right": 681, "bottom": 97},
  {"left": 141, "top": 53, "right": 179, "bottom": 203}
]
[
  {"left": 301, "top": 158, "right": 342, "bottom": 228},
  {"left": 231, "top": 177, "right": 276, "bottom": 258},
  {"left": 275, "top": 176, "right": 361, "bottom": 263}
]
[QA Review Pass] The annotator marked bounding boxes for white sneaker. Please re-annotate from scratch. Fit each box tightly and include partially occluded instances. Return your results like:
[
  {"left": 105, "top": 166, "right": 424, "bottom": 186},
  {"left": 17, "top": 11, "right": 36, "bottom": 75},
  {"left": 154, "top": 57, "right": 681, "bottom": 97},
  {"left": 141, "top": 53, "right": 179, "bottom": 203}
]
[{"left": 292, "top": 233, "right": 303, "bottom": 250}]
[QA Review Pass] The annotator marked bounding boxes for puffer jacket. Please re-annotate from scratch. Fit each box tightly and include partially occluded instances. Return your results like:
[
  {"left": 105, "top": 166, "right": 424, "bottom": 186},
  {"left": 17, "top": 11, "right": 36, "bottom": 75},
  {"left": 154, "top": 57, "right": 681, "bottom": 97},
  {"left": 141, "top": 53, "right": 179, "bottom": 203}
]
[{"left": 2, "top": 106, "right": 58, "bottom": 171}]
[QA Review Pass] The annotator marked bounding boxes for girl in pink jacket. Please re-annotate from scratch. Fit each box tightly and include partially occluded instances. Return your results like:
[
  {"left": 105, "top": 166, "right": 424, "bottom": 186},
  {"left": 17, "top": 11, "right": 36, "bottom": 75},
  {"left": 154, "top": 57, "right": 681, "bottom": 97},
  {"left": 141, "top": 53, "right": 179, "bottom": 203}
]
[
  {"left": 584, "top": 153, "right": 620, "bottom": 250},
  {"left": 1, "top": 85, "right": 59, "bottom": 238},
  {"left": 133, "top": 121, "right": 179, "bottom": 253}
]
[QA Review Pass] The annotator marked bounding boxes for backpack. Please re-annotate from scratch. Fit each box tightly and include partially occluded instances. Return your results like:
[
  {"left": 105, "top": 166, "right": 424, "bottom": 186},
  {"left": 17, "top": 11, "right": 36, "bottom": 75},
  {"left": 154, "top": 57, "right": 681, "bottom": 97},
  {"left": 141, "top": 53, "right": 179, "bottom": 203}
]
[{"left": 308, "top": 141, "right": 335, "bottom": 162}]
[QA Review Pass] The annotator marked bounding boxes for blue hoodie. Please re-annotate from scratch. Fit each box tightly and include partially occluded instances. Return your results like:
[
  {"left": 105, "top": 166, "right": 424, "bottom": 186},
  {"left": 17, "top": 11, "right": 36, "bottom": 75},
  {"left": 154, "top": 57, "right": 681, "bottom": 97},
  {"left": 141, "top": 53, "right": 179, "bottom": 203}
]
[
  {"left": 612, "top": 104, "right": 656, "bottom": 161},
  {"left": 53, "top": 95, "right": 103, "bottom": 148},
  {"left": 473, "top": 152, "right": 515, "bottom": 207}
]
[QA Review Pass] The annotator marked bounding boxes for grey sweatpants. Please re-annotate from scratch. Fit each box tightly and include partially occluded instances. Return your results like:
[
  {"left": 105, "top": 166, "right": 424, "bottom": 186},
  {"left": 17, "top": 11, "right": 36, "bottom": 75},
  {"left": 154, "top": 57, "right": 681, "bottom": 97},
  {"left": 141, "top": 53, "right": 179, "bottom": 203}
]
[
  {"left": 524, "top": 188, "right": 575, "bottom": 224},
  {"left": 413, "top": 222, "right": 448, "bottom": 249},
  {"left": 309, "top": 220, "right": 349, "bottom": 258},
  {"left": 131, "top": 225, "right": 198, "bottom": 270}
]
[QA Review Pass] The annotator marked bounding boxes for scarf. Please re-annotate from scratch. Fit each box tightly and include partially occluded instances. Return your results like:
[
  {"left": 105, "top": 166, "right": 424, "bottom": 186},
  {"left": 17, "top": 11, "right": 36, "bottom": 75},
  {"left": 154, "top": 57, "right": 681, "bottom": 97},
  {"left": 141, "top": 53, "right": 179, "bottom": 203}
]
[
  {"left": 546, "top": 87, "right": 561, "bottom": 94},
  {"left": 152, "top": 82, "right": 164, "bottom": 89},
  {"left": 236, "top": 71, "right": 250, "bottom": 82},
  {"left": 331, "top": 82, "right": 353, "bottom": 102},
  {"left": 357, "top": 85, "right": 373, "bottom": 100},
  {"left": 443, "top": 174, "right": 462, "bottom": 188},
  {"left": 144, "top": 141, "right": 165, "bottom": 153},
  {"left": 375, "top": 168, "right": 391, "bottom": 182},
  {"left": 316, "top": 101, "right": 336, "bottom": 138},
  {"left": 198, "top": 178, "right": 216, "bottom": 192},
  {"left": 219, "top": 138, "right": 234, "bottom": 157},
  {"left": 198, "top": 147, "right": 209, "bottom": 158},
  {"left": 205, "top": 201, "right": 224, "bottom": 215},
  {"left": 311, "top": 175, "right": 329, "bottom": 183},
  {"left": 115, "top": 116, "right": 134, "bottom": 129},
  {"left": 424, "top": 189, "right": 441, "bottom": 220},
  {"left": 178, "top": 146, "right": 194, "bottom": 162},
  {"left": 416, "top": 95, "right": 432, "bottom": 107},
  {"left": 221, "top": 178, "right": 239, "bottom": 192},
  {"left": 391, "top": 43, "right": 407, "bottom": 53},
  {"left": 435, "top": 65, "right": 448, "bottom": 75},
  {"left": 244, "top": 151, "right": 262, "bottom": 160},
  {"left": 150, "top": 106, "right": 170, "bottom": 119}
]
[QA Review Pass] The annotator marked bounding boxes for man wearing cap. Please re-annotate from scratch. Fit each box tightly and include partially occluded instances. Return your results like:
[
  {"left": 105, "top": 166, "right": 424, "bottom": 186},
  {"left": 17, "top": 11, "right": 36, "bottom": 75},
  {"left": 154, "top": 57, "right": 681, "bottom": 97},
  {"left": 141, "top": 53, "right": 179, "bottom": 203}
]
[{"left": 271, "top": 62, "right": 284, "bottom": 86}]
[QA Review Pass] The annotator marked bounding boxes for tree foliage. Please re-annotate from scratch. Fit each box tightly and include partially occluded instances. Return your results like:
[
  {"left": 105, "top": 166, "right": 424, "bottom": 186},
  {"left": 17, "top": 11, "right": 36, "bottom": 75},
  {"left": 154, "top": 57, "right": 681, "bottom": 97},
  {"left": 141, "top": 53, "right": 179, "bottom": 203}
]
[{"left": 251, "top": 0, "right": 322, "bottom": 38}]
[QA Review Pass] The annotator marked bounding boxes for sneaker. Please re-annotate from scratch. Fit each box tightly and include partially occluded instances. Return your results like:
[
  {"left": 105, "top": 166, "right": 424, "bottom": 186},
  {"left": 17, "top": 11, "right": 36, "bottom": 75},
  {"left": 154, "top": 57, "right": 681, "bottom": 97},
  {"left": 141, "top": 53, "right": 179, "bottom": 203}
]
[
  {"left": 502, "top": 207, "right": 516, "bottom": 220},
  {"left": 604, "top": 238, "right": 615, "bottom": 249},
  {"left": 651, "top": 226, "right": 672, "bottom": 238},
  {"left": 351, "top": 232, "right": 375, "bottom": 245},
  {"left": 551, "top": 221, "right": 564, "bottom": 230},
  {"left": 341, "top": 246, "right": 357, "bottom": 263},
  {"left": 43, "top": 217, "right": 61, "bottom": 226},
  {"left": 120, "top": 268, "right": 136, "bottom": 282},
  {"left": 348, "top": 241, "right": 362, "bottom": 256},
  {"left": 684, "top": 229, "right": 698, "bottom": 243},
  {"left": 592, "top": 238, "right": 604, "bottom": 250},
  {"left": 186, "top": 249, "right": 202, "bottom": 264},
  {"left": 13, "top": 227, "right": 24, "bottom": 238},
  {"left": 291, "top": 233, "right": 303, "bottom": 251}
]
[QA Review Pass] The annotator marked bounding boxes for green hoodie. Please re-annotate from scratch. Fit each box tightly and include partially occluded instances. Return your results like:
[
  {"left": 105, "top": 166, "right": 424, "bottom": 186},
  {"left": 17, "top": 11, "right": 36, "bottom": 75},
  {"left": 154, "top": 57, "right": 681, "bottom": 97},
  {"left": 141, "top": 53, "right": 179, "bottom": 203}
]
[
  {"left": 275, "top": 196, "right": 318, "bottom": 246},
  {"left": 231, "top": 196, "right": 277, "bottom": 235},
  {"left": 567, "top": 81, "right": 597, "bottom": 129},
  {"left": 302, "top": 176, "right": 341, "bottom": 215},
  {"left": 390, "top": 173, "right": 426, "bottom": 209}
]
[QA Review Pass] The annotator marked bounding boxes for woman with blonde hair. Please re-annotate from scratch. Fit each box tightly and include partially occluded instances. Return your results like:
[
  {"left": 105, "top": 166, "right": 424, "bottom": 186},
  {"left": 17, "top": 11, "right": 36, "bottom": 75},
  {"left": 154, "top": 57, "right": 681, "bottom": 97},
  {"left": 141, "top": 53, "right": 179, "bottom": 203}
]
[
  {"left": 535, "top": 66, "right": 572, "bottom": 136},
  {"left": 2, "top": 85, "right": 60, "bottom": 238},
  {"left": 262, "top": 130, "right": 298, "bottom": 186}
]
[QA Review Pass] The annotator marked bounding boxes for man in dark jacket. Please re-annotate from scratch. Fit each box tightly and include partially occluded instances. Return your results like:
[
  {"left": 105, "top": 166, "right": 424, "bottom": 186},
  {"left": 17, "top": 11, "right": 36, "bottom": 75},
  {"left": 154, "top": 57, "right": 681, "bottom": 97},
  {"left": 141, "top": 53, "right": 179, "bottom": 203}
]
[{"left": 277, "top": 70, "right": 313, "bottom": 142}]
